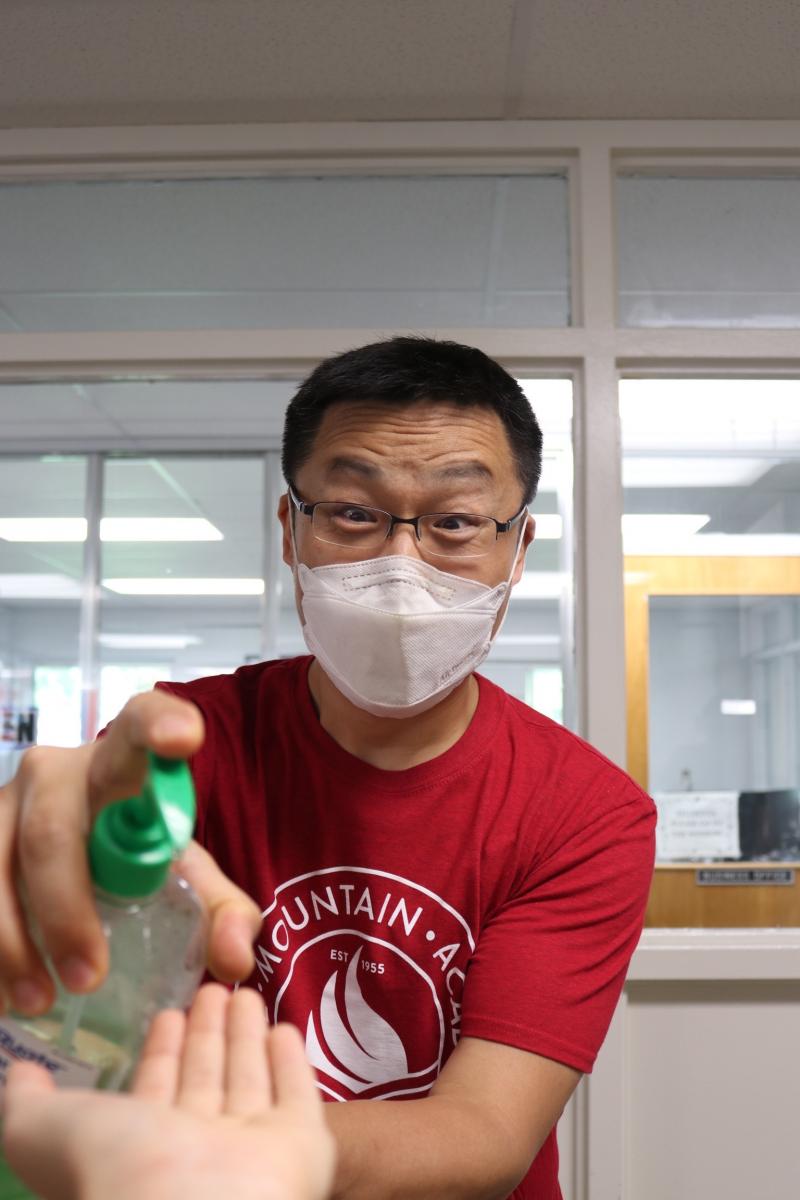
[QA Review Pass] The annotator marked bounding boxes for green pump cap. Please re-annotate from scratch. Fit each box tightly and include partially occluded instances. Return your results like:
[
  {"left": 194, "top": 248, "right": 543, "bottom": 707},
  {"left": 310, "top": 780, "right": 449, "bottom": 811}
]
[{"left": 88, "top": 753, "right": 196, "bottom": 898}]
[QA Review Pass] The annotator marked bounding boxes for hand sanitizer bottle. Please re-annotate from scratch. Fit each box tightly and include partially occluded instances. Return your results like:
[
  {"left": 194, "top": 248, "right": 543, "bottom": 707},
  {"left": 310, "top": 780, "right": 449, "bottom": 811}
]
[{"left": 0, "top": 753, "right": 207, "bottom": 1198}]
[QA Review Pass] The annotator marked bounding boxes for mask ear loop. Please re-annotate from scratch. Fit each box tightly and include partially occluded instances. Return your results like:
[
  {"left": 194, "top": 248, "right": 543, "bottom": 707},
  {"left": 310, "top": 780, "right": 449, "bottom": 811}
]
[
  {"left": 288, "top": 492, "right": 301, "bottom": 574},
  {"left": 492, "top": 510, "right": 530, "bottom": 642},
  {"left": 287, "top": 496, "right": 310, "bottom": 634}
]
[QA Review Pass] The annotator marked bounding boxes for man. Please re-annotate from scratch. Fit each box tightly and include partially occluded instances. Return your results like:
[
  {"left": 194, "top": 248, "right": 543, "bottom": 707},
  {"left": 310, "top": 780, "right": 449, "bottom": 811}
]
[{"left": 0, "top": 338, "right": 655, "bottom": 1200}]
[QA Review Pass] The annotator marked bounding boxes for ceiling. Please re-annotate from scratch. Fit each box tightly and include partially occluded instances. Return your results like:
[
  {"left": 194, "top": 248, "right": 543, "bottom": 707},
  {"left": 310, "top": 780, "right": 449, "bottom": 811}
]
[{"left": 2, "top": 0, "right": 800, "bottom": 128}]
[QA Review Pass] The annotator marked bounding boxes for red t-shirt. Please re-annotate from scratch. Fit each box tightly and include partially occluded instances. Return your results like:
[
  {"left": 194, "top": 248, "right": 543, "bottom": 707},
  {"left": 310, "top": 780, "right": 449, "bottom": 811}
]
[{"left": 161, "top": 656, "right": 655, "bottom": 1200}]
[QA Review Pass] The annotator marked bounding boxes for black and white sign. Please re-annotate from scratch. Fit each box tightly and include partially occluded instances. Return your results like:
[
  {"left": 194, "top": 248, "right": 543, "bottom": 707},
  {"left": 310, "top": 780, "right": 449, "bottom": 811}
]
[{"left": 696, "top": 868, "right": 796, "bottom": 887}]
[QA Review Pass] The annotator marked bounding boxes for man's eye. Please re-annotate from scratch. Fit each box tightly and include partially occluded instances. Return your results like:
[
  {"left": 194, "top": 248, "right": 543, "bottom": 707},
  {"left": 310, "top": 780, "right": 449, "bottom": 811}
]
[
  {"left": 433, "top": 514, "right": 478, "bottom": 532},
  {"left": 335, "top": 505, "right": 378, "bottom": 525}
]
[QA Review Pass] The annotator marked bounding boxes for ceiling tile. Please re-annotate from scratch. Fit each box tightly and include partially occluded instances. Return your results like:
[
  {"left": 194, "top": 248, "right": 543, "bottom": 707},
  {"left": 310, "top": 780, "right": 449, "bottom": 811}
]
[
  {"left": 0, "top": 0, "right": 515, "bottom": 126},
  {"left": 513, "top": 0, "right": 800, "bottom": 119}
]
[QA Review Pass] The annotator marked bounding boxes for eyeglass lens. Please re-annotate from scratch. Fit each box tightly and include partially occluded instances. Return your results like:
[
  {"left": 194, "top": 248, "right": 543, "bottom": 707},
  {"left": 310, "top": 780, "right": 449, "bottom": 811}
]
[{"left": 310, "top": 502, "right": 497, "bottom": 558}]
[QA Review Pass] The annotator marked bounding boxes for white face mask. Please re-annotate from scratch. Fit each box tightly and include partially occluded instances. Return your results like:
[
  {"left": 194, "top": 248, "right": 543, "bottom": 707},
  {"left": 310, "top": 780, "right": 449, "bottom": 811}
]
[{"left": 293, "top": 528, "right": 525, "bottom": 718}]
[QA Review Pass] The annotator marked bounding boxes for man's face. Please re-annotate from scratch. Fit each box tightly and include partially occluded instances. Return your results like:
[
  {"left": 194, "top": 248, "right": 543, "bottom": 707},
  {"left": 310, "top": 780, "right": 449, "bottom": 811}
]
[{"left": 278, "top": 399, "right": 535, "bottom": 630}]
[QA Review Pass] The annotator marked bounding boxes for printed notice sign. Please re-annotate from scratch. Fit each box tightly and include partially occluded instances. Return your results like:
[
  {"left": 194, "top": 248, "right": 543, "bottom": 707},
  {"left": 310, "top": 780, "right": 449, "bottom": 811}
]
[{"left": 654, "top": 791, "right": 741, "bottom": 861}]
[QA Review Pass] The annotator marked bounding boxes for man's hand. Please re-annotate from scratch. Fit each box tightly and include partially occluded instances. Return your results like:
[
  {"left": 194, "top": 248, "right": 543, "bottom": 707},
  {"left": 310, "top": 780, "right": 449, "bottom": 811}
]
[
  {"left": 2, "top": 984, "right": 335, "bottom": 1200},
  {"left": 0, "top": 690, "right": 262, "bottom": 1016}
]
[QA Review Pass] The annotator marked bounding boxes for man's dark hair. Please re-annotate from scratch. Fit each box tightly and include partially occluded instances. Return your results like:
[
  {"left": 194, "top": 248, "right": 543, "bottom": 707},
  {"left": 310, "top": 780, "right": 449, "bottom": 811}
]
[{"left": 281, "top": 337, "right": 543, "bottom": 505}]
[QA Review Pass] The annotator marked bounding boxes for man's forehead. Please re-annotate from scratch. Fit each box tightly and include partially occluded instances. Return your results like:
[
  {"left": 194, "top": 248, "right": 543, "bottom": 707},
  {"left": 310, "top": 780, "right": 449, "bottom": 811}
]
[{"left": 305, "top": 400, "right": 513, "bottom": 473}]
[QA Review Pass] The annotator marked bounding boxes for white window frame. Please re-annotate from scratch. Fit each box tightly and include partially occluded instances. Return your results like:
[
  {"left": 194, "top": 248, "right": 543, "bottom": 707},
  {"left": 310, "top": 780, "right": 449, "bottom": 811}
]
[
  {"left": 3, "top": 119, "right": 800, "bottom": 1200},
  {"left": 4, "top": 120, "right": 799, "bottom": 766}
]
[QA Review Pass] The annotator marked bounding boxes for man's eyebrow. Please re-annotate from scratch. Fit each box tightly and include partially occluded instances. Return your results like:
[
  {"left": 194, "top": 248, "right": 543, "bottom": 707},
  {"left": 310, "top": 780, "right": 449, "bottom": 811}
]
[
  {"left": 430, "top": 461, "right": 494, "bottom": 483},
  {"left": 325, "top": 457, "right": 381, "bottom": 478},
  {"left": 324, "top": 458, "right": 494, "bottom": 483}
]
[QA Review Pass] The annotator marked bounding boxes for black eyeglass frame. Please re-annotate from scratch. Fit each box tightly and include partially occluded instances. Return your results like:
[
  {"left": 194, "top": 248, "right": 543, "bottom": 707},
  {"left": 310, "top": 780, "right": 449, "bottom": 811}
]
[{"left": 287, "top": 482, "right": 527, "bottom": 547}]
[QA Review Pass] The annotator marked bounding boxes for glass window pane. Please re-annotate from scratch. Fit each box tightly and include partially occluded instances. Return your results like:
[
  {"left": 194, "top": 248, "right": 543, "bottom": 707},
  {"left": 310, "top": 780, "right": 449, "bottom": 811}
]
[
  {"left": 479, "top": 379, "right": 574, "bottom": 728},
  {"left": 98, "top": 455, "right": 264, "bottom": 730},
  {"left": 621, "top": 379, "right": 800, "bottom": 886},
  {"left": 0, "top": 175, "right": 570, "bottom": 332},
  {"left": 0, "top": 380, "right": 295, "bottom": 451},
  {"left": 617, "top": 175, "right": 800, "bottom": 328},
  {"left": 1, "top": 377, "right": 574, "bottom": 748},
  {"left": 0, "top": 456, "right": 86, "bottom": 782}
]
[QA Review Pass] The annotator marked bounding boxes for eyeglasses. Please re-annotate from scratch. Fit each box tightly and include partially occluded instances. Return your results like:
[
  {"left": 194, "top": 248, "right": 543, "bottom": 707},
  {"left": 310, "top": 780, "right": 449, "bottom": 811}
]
[{"left": 288, "top": 484, "right": 526, "bottom": 559}]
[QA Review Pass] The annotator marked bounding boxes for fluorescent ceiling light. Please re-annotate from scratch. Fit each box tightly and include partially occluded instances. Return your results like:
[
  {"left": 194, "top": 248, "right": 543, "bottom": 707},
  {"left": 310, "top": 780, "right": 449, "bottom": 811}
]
[
  {"left": 510, "top": 572, "right": 568, "bottom": 601},
  {"left": 102, "top": 578, "right": 264, "bottom": 596},
  {"left": 537, "top": 456, "right": 570, "bottom": 495},
  {"left": 622, "top": 457, "right": 771, "bottom": 489},
  {"left": 495, "top": 634, "right": 561, "bottom": 647},
  {"left": 620, "top": 379, "right": 800, "bottom": 453},
  {"left": 623, "top": 514, "right": 710, "bottom": 538},
  {"left": 0, "top": 518, "right": 86, "bottom": 542},
  {"left": 517, "top": 380, "right": 573, "bottom": 438},
  {"left": 0, "top": 518, "right": 223, "bottom": 542},
  {"left": 533, "top": 514, "right": 562, "bottom": 539},
  {"left": 99, "top": 633, "right": 202, "bottom": 650},
  {"left": 101, "top": 519, "right": 223, "bottom": 542},
  {"left": 622, "top": 514, "right": 709, "bottom": 552},
  {"left": 625, "top": 532, "right": 800, "bottom": 557},
  {"left": 720, "top": 699, "right": 757, "bottom": 716},
  {"left": 0, "top": 573, "right": 82, "bottom": 599}
]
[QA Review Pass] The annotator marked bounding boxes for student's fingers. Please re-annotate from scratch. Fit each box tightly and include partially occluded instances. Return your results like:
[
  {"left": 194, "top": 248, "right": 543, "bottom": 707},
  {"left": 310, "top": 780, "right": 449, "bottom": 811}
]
[
  {"left": 130, "top": 1008, "right": 187, "bottom": 1104},
  {"left": 269, "top": 1023, "right": 323, "bottom": 1117},
  {"left": 176, "top": 841, "right": 262, "bottom": 984},
  {"left": 3, "top": 1060, "right": 56, "bottom": 1103},
  {"left": 2, "top": 1064, "right": 66, "bottom": 1198},
  {"left": 223, "top": 987, "right": 271, "bottom": 1117},
  {"left": 176, "top": 983, "right": 229, "bottom": 1116}
]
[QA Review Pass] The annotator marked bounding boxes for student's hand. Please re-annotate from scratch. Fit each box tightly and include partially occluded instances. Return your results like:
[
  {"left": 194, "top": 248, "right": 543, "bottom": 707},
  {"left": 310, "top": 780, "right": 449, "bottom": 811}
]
[
  {"left": 0, "top": 691, "right": 262, "bottom": 1016},
  {"left": 2, "top": 984, "right": 335, "bottom": 1200}
]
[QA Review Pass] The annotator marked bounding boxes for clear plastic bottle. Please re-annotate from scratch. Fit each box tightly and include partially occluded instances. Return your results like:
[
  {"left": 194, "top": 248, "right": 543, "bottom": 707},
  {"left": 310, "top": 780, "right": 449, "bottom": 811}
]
[{"left": 0, "top": 754, "right": 207, "bottom": 1199}]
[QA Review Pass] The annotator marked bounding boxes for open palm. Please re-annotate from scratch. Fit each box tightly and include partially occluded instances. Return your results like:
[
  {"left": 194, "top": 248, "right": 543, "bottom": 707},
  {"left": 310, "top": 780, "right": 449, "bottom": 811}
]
[{"left": 3, "top": 984, "right": 335, "bottom": 1200}]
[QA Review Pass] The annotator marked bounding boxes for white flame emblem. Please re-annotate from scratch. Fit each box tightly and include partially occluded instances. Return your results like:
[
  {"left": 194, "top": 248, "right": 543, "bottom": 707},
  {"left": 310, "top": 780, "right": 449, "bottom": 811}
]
[{"left": 305, "top": 946, "right": 431, "bottom": 1093}]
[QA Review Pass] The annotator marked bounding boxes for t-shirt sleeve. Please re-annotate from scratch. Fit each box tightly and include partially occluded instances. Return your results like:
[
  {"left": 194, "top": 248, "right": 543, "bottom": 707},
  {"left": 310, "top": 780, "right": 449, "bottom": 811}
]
[{"left": 459, "top": 779, "right": 656, "bottom": 1074}]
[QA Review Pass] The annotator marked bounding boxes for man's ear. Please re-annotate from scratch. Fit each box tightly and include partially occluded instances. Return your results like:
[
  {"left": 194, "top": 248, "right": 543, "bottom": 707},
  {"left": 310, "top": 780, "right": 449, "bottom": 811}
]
[
  {"left": 511, "top": 514, "right": 535, "bottom": 587},
  {"left": 277, "top": 493, "right": 294, "bottom": 567}
]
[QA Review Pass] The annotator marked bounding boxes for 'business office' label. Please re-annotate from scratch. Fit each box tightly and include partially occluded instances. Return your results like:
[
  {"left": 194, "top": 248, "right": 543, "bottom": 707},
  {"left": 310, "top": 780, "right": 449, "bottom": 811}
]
[{"left": 695, "top": 868, "right": 796, "bottom": 886}]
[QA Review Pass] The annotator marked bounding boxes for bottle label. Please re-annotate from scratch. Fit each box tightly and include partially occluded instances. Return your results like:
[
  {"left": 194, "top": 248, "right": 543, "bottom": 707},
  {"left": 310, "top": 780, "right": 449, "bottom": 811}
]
[{"left": 0, "top": 1017, "right": 101, "bottom": 1094}]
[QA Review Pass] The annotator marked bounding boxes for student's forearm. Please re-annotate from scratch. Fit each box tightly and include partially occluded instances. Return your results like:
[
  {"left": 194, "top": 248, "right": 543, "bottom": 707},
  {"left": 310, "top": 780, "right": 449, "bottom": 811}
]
[{"left": 324, "top": 1095, "right": 528, "bottom": 1200}]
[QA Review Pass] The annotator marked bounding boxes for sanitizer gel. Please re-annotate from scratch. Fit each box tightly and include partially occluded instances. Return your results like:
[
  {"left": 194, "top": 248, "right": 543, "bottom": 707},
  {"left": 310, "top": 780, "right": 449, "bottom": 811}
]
[{"left": 0, "top": 754, "right": 207, "bottom": 1198}]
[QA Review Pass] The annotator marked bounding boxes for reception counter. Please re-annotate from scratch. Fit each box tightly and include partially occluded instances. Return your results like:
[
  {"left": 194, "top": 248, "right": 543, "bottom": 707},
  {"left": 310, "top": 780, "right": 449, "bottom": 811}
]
[{"left": 558, "top": 927, "right": 800, "bottom": 1200}]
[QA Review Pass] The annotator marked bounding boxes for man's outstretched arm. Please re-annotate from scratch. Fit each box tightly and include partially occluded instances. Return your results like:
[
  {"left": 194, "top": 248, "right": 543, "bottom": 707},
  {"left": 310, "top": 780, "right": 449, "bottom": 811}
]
[{"left": 325, "top": 1035, "right": 581, "bottom": 1200}]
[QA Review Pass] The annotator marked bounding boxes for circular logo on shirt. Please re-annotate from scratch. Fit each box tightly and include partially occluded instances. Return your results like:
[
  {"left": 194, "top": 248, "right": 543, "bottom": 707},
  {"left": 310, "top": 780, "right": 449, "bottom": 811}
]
[{"left": 251, "top": 867, "right": 474, "bottom": 1101}]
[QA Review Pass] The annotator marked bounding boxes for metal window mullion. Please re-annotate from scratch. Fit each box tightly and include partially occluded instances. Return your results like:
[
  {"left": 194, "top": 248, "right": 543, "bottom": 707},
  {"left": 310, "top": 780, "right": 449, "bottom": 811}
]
[
  {"left": 571, "top": 143, "right": 627, "bottom": 1200},
  {"left": 78, "top": 452, "right": 103, "bottom": 743},
  {"left": 573, "top": 146, "right": 627, "bottom": 766},
  {"left": 556, "top": 435, "right": 577, "bottom": 733}
]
